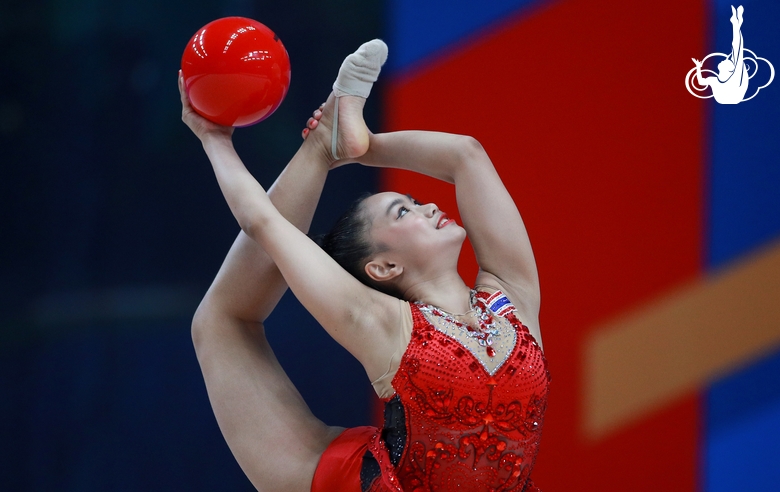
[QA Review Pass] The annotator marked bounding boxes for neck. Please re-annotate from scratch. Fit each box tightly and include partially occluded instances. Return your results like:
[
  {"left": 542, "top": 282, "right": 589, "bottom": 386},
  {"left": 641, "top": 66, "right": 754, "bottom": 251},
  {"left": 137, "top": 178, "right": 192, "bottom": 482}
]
[{"left": 402, "top": 272, "right": 472, "bottom": 314}]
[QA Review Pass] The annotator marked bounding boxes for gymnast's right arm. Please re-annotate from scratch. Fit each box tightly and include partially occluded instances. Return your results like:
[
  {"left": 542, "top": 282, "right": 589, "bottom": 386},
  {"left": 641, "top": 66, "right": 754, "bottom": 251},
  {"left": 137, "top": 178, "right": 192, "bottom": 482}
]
[
  {"left": 186, "top": 98, "right": 337, "bottom": 487},
  {"left": 180, "top": 79, "right": 400, "bottom": 379}
]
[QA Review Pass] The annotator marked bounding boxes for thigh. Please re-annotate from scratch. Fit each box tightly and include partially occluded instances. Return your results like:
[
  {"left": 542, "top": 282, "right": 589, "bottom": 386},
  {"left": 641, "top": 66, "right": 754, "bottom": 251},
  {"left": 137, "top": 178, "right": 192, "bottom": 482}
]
[
  {"left": 312, "top": 426, "right": 378, "bottom": 492},
  {"left": 195, "top": 315, "right": 342, "bottom": 491}
]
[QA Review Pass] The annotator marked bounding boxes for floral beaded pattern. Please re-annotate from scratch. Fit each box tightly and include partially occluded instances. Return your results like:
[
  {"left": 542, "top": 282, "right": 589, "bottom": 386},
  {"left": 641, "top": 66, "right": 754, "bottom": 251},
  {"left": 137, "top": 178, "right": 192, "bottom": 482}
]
[{"left": 370, "top": 289, "right": 550, "bottom": 492}]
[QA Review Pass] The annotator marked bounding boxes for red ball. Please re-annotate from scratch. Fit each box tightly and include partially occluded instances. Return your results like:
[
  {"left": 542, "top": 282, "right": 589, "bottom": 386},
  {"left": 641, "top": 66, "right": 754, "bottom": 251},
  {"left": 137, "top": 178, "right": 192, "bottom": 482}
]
[{"left": 181, "top": 17, "right": 291, "bottom": 127}]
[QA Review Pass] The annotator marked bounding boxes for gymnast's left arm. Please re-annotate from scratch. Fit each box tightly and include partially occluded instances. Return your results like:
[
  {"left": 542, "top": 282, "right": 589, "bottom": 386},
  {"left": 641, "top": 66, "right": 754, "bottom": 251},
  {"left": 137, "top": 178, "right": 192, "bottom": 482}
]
[
  {"left": 359, "top": 131, "right": 540, "bottom": 325},
  {"left": 692, "top": 59, "right": 711, "bottom": 87}
]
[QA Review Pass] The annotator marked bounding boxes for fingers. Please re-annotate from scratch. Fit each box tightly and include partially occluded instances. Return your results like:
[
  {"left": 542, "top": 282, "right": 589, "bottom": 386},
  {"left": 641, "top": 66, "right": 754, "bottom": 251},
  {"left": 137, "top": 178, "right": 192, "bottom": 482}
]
[
  {"left": 178, "top": 71, "right": 194, "bottom": 113},
  {"left": 178, "top": 70, "right": 185, "bottom": 98}
]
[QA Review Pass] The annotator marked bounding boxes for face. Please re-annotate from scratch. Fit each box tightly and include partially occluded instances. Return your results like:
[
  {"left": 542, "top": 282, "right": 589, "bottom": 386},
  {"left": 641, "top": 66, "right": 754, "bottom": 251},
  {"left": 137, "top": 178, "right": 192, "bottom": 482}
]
[
  {"left": 361, "top": 192, "right": 467, "bottom": 271},
  {"left": 717, "top": 59, "right": 735, "bottom": 79}
]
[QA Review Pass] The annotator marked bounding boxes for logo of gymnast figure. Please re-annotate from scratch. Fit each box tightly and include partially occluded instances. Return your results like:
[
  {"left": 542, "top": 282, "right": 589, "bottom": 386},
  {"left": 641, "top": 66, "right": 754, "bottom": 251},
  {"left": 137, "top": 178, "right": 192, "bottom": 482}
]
[{"left": 686, "top": 5, "right": 774, "bottom": 104}]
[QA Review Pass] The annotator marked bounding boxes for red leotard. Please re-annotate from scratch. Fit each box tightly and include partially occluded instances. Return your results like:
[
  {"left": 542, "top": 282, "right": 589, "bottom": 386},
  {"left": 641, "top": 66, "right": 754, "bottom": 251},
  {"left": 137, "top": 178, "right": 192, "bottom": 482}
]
[{"left": 313, "top": 289, "right": 549, "bottom": 492}]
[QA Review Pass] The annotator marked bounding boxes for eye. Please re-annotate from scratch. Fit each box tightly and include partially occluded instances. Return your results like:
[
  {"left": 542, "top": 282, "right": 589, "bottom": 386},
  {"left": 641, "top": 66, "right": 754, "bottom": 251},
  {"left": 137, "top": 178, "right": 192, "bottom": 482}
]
[{"left": 397, "top": 206, "right": 409, "bottom": 219}]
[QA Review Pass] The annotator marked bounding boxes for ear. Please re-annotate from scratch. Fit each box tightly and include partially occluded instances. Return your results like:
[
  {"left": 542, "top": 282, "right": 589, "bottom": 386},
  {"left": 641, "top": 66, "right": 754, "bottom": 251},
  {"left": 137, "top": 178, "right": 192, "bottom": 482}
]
[{"left": 365, "top": 257, "right": 404, "bottom": 283}]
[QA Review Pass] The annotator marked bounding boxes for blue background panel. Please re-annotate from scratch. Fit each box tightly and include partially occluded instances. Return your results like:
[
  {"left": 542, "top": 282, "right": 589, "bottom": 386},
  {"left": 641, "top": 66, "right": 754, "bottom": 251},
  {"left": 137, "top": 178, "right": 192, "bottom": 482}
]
[
  {"left": 705, "top": 348, "right": 780, "bottom": 492},
  {"left": 706, "top": 1, "right": 780, "bottom": 490},
  {"left": 0, "top": 322, "right": 251, "bottom": 491},
  {"left": 0, "top": 0, "right": 381, "bottom": 488},
  {"left": 0, "top": 302, "right": 371, "bottom": 490},
  {"left": 708, "top": 0, "right": 780, "bottom": 268},
  {"left": 386, "top": 0, "right": 550, "bottom": 72}
]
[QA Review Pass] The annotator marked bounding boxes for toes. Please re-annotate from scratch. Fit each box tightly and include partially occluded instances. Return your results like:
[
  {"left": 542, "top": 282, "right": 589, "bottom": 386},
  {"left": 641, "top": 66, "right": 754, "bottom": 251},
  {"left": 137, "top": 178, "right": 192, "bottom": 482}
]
[
  {"left": 302, "top": 127, "right": 310, "bottom": 139},
  {"left": 306, "top": 117, "right": 319, "bottom": 130}
]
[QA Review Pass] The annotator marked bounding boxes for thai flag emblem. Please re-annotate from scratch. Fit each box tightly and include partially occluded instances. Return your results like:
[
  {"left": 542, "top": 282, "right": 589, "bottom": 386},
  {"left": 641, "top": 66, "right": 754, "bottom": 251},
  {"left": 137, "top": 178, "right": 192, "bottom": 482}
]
[{"left": 485, "top": 290, "right": 515, "bottom": 317}]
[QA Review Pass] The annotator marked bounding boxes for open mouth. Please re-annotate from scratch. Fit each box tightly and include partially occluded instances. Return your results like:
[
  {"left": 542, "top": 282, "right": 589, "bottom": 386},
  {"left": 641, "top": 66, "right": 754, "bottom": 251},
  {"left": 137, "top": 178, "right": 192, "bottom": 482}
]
[{"left": 437, "top": 214, "right": 454, "bottom": 229}]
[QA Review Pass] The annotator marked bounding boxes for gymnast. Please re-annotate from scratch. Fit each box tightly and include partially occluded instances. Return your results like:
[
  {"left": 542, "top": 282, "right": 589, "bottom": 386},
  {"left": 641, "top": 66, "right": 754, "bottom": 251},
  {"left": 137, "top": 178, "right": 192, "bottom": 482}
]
[
  {"left": 693, "top": 5, "right": 748, "bottom": 104},
  {"left": 181, "top": 39, "right": 549, "bottom": 492}
]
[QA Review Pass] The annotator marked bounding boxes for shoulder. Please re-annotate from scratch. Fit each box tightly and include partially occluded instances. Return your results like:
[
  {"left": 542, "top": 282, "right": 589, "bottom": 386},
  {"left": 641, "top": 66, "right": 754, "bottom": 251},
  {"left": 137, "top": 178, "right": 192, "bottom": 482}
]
[
  {"left": 474, "top": 270, "right": 539, "bottom": 319},
  {"left": 474, "top": 278, "right": 543, "bottom": 350},
  {"left": 369, "top": 299, "right": 414, "bottom": 398},
  {"left": 473, "top": 285, "right": 517, "bottom": 317},
  {"left": 360, "top": 297, "right": 414, "bottom": 383}
]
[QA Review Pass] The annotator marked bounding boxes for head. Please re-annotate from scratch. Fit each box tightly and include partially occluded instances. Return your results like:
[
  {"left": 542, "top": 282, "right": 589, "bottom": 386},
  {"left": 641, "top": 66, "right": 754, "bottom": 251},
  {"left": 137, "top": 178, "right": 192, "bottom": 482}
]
[
  {"left": 317, "top": 192, "right": 467, "bottom": 299},
  {"left": 717, "top": 58, "right": 735, "bottom": 80}
]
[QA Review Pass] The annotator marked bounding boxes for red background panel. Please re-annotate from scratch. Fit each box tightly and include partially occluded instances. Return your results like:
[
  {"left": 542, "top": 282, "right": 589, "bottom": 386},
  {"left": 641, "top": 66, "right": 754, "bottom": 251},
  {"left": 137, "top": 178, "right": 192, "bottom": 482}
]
[{"left": 382, "top": 0, "right": 706, "bottom": 489}]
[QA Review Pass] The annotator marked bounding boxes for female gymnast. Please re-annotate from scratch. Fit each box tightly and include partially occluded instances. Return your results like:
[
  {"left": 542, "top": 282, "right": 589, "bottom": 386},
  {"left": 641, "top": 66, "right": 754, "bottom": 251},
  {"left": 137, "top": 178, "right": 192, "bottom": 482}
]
[
  {"left": 692, "top": 5, "right": 748, "bottom": 104},
  {"left": 182, "top": 39, "right": 549, "bottom": 492}
]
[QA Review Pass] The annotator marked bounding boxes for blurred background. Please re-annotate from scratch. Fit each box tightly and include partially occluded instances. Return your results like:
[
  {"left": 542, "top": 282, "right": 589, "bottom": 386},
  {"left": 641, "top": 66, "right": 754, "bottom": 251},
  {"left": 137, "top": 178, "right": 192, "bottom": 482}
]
[{"left": 1, "top": 0, "right": 778, "bottom": 491}]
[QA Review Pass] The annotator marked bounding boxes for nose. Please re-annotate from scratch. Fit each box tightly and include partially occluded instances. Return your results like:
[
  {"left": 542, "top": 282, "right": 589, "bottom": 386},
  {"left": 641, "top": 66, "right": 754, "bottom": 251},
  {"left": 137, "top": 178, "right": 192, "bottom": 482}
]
[{"left": 422, "top": 202, "right": 438, "bottom": 217}]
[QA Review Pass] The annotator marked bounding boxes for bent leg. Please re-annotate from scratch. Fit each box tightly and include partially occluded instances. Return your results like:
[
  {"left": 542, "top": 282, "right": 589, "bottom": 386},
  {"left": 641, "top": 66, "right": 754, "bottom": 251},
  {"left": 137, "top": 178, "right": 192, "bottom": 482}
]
[
  {"left": 194, "top": 307, "right": 344, "bottom": 491},
  {"left": 192, "top": 136, "right": 340, "bottom": 491},
  {"left": 730, "top": 6, "right": 745, "bottom": 68},
  {"left": 190, "top": 41, "right": 377, "bottom": 491}
]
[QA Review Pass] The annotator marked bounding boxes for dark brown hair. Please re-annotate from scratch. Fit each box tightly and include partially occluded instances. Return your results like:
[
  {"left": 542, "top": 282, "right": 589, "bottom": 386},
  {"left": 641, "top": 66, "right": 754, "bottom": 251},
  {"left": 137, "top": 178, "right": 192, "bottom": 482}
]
[{"left": 315, "top": 193, "right": 403, "bottom": 299}]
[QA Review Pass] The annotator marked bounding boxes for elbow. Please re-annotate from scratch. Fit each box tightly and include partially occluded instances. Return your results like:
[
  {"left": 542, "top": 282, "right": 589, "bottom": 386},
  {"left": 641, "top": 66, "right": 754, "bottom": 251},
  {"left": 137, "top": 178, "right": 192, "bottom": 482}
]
[
  {"left": 454, "top": 135, "right": 490, "bottom": 171},
  {"left": 462, "top": 135, "right": 485, "bottom": 153},
  {"left": 452, "top": 135, "right": 486, "bottom": 156},
  {"left": 455, "top": 135, "right": 486, "bottom": 158}
]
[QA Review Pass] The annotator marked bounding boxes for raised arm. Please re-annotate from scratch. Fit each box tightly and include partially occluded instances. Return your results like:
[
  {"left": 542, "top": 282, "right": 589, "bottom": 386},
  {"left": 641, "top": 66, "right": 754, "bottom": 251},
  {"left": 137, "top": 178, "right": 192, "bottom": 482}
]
[
  {"left": 185, "top": 91, "right": 348, "bottom": 489},
  {"left": 181, "top": 76, "right": 400, "bottom": 380},
  {"left": 196, "top": 108, "right": 327, "bottom": 326},
  {"left": 692, "top": 58, "right": 712, "bottom": 87},
  {"left": 359, "top": 131, "right": 540, "bottom": 314}
]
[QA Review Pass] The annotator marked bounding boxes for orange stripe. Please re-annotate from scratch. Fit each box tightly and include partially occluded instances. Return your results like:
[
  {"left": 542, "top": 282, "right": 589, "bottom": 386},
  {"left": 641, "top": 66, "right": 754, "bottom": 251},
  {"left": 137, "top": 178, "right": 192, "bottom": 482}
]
[{"left": 583, "top": 239, "right": 780, "bottom": 440}]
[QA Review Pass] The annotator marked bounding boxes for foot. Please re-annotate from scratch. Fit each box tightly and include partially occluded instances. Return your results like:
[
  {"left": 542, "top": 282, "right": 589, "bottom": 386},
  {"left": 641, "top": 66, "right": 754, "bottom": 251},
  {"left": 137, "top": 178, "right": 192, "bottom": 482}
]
[
  {"left": 730, "top": 5, "right": 743, "bottom": 26},
  {"left": 303, "top": 40, "right": 388, "bottom": 164},
  {"left": 332, "top": 40, "right": 388, "bottom": 99},
  {"left": 304, "top": 92, "right": 370, "bottom": 166},
  {"left": 301, "top": 103, "right": 325, "bottom": 140}
]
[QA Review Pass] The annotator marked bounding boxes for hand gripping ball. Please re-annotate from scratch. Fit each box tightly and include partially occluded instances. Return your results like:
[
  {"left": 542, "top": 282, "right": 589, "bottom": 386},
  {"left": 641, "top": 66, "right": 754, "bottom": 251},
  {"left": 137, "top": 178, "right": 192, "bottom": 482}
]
[{"left": 181, "top": 17, "right": 291, "bottom": 127}]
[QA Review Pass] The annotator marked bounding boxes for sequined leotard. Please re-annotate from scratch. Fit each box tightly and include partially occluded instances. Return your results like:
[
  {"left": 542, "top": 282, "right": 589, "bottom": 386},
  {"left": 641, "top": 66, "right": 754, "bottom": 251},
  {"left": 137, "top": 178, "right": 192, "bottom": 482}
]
[{"left": 360, "top": 288, "right": 550, "bottom": 492}]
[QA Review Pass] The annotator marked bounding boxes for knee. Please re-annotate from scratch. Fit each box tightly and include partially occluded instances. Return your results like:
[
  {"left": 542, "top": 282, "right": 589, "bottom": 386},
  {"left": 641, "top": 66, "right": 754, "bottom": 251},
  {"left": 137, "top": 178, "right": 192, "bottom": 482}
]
[
  {"left": 191, "top": 296, "right": 220, "bottom": 353},
  {"left": 190, "top": 301, "right": 209, "bottom": 351}
]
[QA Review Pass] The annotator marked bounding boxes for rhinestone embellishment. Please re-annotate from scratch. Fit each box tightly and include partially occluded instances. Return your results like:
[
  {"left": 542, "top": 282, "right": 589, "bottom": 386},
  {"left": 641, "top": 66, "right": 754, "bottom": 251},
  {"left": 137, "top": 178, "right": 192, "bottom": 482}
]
[{"left": 415, "top": 290, "right": 517, "bottom": 376}]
